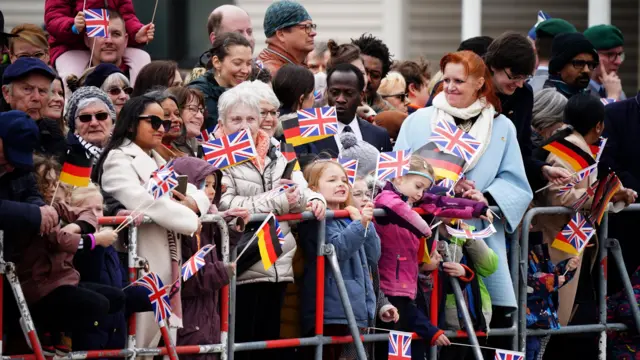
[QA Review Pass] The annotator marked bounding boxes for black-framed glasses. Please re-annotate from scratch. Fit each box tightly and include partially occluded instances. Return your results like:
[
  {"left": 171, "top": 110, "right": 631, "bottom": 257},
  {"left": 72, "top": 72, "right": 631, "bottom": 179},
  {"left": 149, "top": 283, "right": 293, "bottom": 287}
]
[
  {"left": 599, "top": 51, "right": 625, "bottom": 62},
  {"left": 260, "top": 110, "right": 279, "bottom": 119},
  {"left": 139, "top": 115, "right": 171, "bottom": 131},
  {"left": 381, "top": 93, "right": 407, "bottom": 102},
  {"left": 503, "top": 69, "right": 532, "bottom": 82},
  {"left": 295, "top": 23, "right": 317, "bottom": 34},
  {"left": 108, "top": 87, "right": 133, "bottom": 96},
  {"left": 570, "top": 60, "right": 598, "bottom": 71},
  {"left": 77, "top": 112, "right": 110, "bottom": 123}
]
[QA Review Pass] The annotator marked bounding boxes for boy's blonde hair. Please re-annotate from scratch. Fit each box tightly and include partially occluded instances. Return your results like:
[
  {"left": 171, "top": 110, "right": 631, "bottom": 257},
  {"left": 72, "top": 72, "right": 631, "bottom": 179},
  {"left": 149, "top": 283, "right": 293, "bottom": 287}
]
[
  {"left": 70, "top": 183, "right": 103, "bottom": 207},
  {"left": 303, "top": 159, "right": 353, "bottom": 209}
]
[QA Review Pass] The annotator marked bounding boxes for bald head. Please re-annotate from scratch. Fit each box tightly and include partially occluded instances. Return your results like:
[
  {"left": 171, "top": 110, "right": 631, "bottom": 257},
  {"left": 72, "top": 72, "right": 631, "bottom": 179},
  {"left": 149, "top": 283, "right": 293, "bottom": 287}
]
[{"left": 208, "top": 5, "right": 255, "bottom": 51}]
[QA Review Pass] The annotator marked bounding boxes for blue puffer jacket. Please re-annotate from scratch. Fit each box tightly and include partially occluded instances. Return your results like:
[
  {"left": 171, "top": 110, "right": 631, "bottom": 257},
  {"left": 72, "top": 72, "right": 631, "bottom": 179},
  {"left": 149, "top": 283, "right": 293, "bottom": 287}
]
[{"left": 299, "top": 218, "right": 381, "bottom": 334}]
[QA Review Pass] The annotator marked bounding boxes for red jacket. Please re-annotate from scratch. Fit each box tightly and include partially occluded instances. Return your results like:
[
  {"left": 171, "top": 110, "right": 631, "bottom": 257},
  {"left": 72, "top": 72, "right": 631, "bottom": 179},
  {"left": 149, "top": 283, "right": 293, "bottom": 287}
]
[{"left": 45, "top": 0, "right": 145, "bottom": 65}]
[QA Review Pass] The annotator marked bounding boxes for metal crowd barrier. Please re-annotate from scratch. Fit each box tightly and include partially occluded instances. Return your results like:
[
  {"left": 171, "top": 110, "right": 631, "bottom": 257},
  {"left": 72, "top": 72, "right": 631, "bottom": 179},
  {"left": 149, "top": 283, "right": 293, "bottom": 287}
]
[{"left": 1, "top": 205, "right": 639, "bottom": 360}]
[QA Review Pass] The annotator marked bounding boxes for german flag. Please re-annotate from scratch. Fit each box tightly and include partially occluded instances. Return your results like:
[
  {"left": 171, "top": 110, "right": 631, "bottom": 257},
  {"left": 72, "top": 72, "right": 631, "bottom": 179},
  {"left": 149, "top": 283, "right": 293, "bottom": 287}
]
[
  {"left": 282, "top": 117, "right": 305, "bottom": 146},
  {"left": 551, "top": 232, "right": 578, "bottom": 255},
  {"left": 59, "top": 149, "right": 92, "bottom": 187},
  {"left": 280, "top": 141, "right": 300, "bottom": 171},
  {"left": 542, "top": 134, "right": 595, "bottom": 172},
  {"left": 256, "top": 215, "right": 283, "bottom": 270},
  {"left": 415, "top": 144, "right": 466, "bottom": 181},
  {"left": 417, "top": 236, "right": 431, "bottom": 264}
]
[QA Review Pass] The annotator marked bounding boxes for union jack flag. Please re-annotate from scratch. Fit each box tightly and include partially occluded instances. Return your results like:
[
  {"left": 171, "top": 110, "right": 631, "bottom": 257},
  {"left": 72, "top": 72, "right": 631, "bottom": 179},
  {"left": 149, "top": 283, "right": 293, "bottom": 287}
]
[
  {"left": 337, "top": 157, "right": 358, "bottom": 186},
  {"left": 313, "top": 90, "right": 323, "bottom": 102},
  {"left": 571, "top": 179, "right": 599, "bottom": 211},
  {"left": 181, "top": 244, "right": 216, "bottom": 282},
  {"left": 558, "top": 164, "right": 597, "bottom": 195},
  {"left": 84, "top": 9, "right": 110, "bottom": 38},
  {"left": 296, "top": 106, "right": 338, "bottom": 139},
  {"left": 196, "top": 129, "right": 213, "bottom": 143},
  {"left": 275, "top": 219, "right": 285, "bottom": 247},
  {"left": 494, "top": 349, "right": 525, "bottom": 360},
  {"left": 590, "top": 137, "right": 607, "bottom": 162},
  {"left": 133, "top": 272, "right": 171, "bottom": 323},
  {"left": 202, "top": 129, "right": 256, "bottom": 170},
  {"left": 376, "top": 150, "right": 411, "bottom": 182},
  {"left": 446, "top": 223, "right": 497, "bottom": 240},
  {"left": 388, "top": 331, "right": 412, "bottom": 360},
  {"left": 147, "top": 168, "right": 179, "bottom": 200},
  {"left": 255, "top": 59, "right": 264, "bottom": 70},
  {"left": 428, "top": 118, "right": 481, "bottom": 163},
  {"left": 600, "top": 98, "right": 616, "bottom": 106},
  {"left": 561, "top": 212, "right": 595, "bottom": 254}
]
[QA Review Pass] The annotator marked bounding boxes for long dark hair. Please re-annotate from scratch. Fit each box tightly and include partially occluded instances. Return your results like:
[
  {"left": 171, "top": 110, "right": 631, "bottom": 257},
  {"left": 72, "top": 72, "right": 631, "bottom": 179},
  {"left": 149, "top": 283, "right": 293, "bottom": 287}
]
[
  {"left": 131, "top": 60, "right": 179, "bottom": 97},
  {"left": 92, "top": 95, "right": 161, "bottom": 183},
  {"left": 272, "top": 64, "right": 314, "bottom": 114}
]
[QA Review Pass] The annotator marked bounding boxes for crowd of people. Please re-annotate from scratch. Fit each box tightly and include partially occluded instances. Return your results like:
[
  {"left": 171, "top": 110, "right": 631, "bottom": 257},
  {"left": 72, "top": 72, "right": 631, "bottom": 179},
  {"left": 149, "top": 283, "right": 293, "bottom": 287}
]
[{"left": 1, "top": 1, "right": 639, "bottom": 360}]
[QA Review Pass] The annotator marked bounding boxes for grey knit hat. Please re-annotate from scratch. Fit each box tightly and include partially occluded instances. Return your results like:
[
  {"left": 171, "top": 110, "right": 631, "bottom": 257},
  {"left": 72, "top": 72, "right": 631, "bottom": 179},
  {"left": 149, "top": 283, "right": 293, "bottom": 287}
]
[
  {"left": 65, "top": 86, "right": 117, "bottom": 133},
  {"left": 339, "top": 132, "right": 379, "bottom": 177},
  {"left": 263, "top": 1, "right": 312, "bottom": 38}
]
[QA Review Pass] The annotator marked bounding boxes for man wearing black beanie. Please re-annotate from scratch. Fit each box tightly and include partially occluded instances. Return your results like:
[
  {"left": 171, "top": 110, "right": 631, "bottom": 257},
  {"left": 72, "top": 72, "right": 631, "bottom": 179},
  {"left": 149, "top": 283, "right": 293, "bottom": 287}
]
[{"left": 543, "top": 33, "right": 599, "bottom": 99}]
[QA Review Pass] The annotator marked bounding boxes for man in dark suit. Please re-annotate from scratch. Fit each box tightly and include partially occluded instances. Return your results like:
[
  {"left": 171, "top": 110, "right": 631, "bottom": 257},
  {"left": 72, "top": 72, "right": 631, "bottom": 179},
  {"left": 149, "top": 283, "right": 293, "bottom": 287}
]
[{"left": 299, "top": 63, "right": 391, "bottom": 160}]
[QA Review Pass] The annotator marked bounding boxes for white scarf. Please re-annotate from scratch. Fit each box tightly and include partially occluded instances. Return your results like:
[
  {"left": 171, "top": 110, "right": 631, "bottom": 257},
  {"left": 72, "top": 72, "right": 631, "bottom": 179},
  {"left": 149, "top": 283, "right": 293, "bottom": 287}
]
[{"left": 432, "top": 92, "right": 496, "bottom": 171}]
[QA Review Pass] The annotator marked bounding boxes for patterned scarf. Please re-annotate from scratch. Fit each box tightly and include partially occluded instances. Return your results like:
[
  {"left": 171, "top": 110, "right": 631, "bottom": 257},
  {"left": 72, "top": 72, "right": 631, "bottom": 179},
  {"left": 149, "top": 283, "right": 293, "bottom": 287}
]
[{"left": 72, "top": 133, "right": 102, "bottom": 159}]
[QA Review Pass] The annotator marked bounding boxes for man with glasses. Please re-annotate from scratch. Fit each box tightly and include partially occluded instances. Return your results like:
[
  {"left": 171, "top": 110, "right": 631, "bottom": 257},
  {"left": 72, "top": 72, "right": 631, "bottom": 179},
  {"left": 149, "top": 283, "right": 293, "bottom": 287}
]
[
  {"left": 584, "top": 24, "right": 626, "bottom": 101},
  {"left": 257, "top": 1, "right": 316, "bottom": 76},
  {"left": 544, "top": 32, "right": 599, "bottom": 99},
  {"left": 529, "top": 18, "right": 577, "bottom": 92}
]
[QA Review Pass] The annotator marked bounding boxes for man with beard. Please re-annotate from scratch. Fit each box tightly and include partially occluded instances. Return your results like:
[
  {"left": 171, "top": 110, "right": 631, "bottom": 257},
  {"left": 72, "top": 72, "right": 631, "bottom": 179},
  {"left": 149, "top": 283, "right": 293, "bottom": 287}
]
[
  {"left": 584, "top": 24, "right": 626, "bottom": 101},
  {"left": 351, "top": 33, "right": 394, "bottom": 113},
  {"left": 543, "top": 33, "right": 599, "bottom": 99}
]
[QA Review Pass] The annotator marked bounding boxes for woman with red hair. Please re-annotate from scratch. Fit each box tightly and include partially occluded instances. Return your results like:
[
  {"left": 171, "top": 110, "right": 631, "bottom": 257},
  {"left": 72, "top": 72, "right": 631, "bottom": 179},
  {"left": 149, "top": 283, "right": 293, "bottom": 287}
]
[{"left": 394, "top": 50, "right": 532, "bottom": 348}]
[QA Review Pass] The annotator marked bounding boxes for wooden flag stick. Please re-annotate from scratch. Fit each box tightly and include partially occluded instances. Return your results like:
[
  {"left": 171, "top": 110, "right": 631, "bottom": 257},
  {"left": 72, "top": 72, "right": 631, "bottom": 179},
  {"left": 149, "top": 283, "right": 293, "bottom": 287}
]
[
  {"left": 535, "top": 170, "right": 578, "bottom": 194},
  {"left": 50, "top": 180, "right": 61, "bottom": 206},
  {"left": 87, "top": 40, "right": 96, "bottom": 69},
  {"left": 150, "top": 0, "right": 159, "bottom": 24},
  {"left": 115, "top": 201, "right": 156, "bottom": 233}
]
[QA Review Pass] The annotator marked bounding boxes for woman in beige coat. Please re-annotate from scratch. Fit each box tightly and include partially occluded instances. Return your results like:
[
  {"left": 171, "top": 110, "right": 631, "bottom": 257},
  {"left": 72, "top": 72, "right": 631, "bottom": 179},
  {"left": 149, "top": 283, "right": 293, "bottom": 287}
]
[
  {"left": 94, "top": 96, "right": 211, "bottom": 352},
  {"left": 215, "top": 83, "right": 325, "bottom": 360}
]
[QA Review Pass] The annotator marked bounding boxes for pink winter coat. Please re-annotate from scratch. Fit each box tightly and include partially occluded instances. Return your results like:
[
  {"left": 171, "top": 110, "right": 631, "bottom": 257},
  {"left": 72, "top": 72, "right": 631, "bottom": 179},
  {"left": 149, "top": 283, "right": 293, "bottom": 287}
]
[
  {"left": 374, "top": 183, "right": 487, "bottom": 299},
  {"left": 45, "top": 0, "right": 144, "bottom": 65}
]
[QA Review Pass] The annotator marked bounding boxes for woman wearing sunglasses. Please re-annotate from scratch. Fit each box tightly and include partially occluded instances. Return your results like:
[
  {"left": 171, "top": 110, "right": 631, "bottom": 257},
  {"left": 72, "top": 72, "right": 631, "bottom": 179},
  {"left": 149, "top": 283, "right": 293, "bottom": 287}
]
[
  {"left": 84, "top": 63, "right": 133, "bottom": 119},
  {"left": 145, "top": 89, "right": 195, "bottom": 160},
  {"left": 93, "top": 95, "right": 211, "bottom": 352}
]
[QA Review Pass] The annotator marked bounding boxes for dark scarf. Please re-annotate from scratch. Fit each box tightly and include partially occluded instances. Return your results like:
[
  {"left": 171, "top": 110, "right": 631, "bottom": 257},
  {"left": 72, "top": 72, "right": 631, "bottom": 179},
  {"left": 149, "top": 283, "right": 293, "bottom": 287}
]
[{"left": 545, "top": 75, "right": 589, "bottom": 99}]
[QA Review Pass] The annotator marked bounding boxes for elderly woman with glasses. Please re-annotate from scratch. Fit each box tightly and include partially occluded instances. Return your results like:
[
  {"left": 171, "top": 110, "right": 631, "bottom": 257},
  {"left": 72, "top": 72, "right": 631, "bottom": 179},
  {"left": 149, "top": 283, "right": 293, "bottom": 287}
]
[{"left": 67, "top": 64, "right": 133, "bottom": 119}]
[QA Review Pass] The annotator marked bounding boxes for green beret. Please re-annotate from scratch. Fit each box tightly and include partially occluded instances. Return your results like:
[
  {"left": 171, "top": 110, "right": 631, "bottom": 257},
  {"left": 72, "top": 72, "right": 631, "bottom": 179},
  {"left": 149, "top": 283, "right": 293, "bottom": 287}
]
[
  {"left": 584, "top": 24, "right": 624, "bottom": 50},
  {"left": 535, "top": 19, "right": 577, "bottom": 38}
]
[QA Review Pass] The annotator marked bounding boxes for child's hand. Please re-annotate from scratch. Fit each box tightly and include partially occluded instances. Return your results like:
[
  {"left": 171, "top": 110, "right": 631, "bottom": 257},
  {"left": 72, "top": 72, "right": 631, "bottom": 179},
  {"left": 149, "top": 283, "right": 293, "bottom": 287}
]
[
  {"left": 480, "top": 209, "right": 493, "bottom": 223},
  {"left": 442, "top": 262, "right": 465, "bottom": 277},
  {"left": 225, "top": 262, "right": 237, "bottom": 278},
  {"left": 74, "top": 11, "right": 86, "bottom": 33},
  {"left": 361, "top": 202, "right": 374, "bottom": 225},
  {"left": 558, "top": 275, "right": 566, "bottom": 287},
  {"left": 380, "top": 306, "right": 399, "bottom": 323},
  {"left": 566, "top": 256, "right": 580, "bottom": 272},
  {"left": 94, "top": 229, "right": 118, "bottom": 248},
  {"left": 434, "top": 333, "right": 451, "bottom": 346},
  {"left": 135, "top": 23, "right": 155, "bottom": 44},
  {"left": 345, "top": 206, "right": 362, "bottom": 221}
]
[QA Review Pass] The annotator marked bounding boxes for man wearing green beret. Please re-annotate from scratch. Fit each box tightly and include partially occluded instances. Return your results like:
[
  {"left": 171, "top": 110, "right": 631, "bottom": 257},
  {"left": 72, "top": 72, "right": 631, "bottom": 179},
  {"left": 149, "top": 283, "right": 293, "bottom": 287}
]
[
  {"left": 584, "top": 24, "right": 626, "bottom": 101},
  {"left": 257, "top": 0, "right": 317, "bottom": 77},
  {"left": 529, "top": 18, "right": 578, "bottom": 92}
]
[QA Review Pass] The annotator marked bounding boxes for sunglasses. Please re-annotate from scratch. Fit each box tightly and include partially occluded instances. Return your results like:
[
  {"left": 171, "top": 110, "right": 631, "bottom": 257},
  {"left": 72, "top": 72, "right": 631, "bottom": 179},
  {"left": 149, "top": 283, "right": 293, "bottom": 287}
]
[
  {"left": 139, "top": 115, "right": 171, "bottom": 131},
  {"left": 77, "top": 112, "right": 110, "bottom": 123},
  {"left": 108, "top": 87, "right": 133, "bottom": 96},
  {"left": 381, "top": 93, "right": 407, "bottom": 102}
]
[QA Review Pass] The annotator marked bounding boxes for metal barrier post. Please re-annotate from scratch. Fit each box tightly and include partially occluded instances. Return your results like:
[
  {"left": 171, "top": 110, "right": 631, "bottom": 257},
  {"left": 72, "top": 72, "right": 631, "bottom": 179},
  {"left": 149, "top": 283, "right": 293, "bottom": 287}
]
[
  {"left": 325, "top": 245, "right": 367, "bottom": 360},
  {"left": 228, "top": 245, "right": 237, "bottom": 360},
  {"left": 597, "top": 212, "right": 609, "bottom": 360},
  {"left": 518, "top": 207, "right": 539, "bottom": 352},
  {"left": 508, "top": 229, "right": 520, "bottom": 350},
  {"left": 607, "top": 238, "right": 640, "bottom": 334},
  {"left": 126, "top": 226, "right": 138, "bottom": 359},
  {"left": 206, "top": 215, "right": 231, "bottom": 360},
  {"left": 315, "top": 218, "right": 326, "bottom": 360}
]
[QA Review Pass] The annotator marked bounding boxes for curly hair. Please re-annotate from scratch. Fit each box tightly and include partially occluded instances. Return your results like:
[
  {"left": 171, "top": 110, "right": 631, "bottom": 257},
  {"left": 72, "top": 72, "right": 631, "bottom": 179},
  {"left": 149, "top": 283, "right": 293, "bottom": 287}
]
[{"left": 351, "top": 33, "right": 393, "bottom": 77}]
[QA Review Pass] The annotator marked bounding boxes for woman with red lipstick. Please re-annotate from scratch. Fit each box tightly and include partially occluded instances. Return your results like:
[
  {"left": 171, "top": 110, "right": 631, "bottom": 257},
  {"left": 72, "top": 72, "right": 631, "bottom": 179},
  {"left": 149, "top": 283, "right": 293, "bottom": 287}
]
[{"left": 144, "top": 89, "right": 196, "bottom": 160}]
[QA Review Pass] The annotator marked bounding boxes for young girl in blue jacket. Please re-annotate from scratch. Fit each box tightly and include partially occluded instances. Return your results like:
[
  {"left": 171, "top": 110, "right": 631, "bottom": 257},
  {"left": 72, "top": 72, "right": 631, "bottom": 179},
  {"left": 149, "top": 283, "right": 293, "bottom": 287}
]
[{"left": 298, "top": 159, "right": 380, "bottom": 360}]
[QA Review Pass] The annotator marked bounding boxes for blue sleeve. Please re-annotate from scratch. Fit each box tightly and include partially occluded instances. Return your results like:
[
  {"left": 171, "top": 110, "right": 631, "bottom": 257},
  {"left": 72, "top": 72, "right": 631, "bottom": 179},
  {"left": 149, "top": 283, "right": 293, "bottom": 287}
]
[
  {"left": 326, "top": 220, "right": 368, "bottom": 262},
  {"left": 0, "top": 199, "right": 41, "bottom": 233},
  {"left": 363, "top": 223, "right": 381, "bottom": 266},
  {"left": 24, "top": 173, "right": 45, "bottom": 206},
  {"left": 405, "top": 300, "right": 442, "bottom": 346}
]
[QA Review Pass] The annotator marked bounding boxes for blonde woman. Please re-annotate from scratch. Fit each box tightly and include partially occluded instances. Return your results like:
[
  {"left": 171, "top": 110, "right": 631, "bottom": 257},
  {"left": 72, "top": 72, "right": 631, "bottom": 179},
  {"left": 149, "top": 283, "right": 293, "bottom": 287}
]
[{"left": 377, "top": 71, "right": 408, "bottom": 113}]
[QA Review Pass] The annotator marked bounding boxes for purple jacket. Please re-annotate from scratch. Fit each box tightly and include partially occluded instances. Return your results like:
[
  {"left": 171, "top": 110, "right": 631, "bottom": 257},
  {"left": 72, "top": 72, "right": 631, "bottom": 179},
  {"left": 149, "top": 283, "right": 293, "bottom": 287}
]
[{"left": 374, "top": 183, "right": 487, "bottom": 299}]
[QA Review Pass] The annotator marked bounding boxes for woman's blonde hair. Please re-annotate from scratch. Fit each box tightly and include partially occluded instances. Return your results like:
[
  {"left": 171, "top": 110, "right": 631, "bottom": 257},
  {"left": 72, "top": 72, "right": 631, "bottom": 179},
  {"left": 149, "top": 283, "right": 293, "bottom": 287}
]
[
  {"left": 377, "top": 71, "right": 406, "bottom": 97},
  {"left": 70, "top": 183, "right": 102, "bottom": 207},
  {"left": 9, "top": 24, "right": 48, "bottom": 54},
  {"left": 303, "top": 158, "right": 353, "bottom": 209}
]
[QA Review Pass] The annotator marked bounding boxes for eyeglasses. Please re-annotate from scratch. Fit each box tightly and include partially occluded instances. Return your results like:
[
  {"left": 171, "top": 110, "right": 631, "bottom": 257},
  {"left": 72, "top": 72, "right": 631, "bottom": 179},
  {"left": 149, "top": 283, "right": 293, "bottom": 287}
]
[
  {"left": 77, "top": 112, "right": 110, "bottom": 123},
  {"left": 295, "top": 23, "right": 317, "bottom": 34},
  {"left": 108, "top": 87, "right": 133, "bottom": 96},
  {"left": 503, "top": 69, "right": 532, "bottom": 82},
  {"left": 139, "top": 115, "right": 171, "bottom": 131},
  {"left": 570, "top": 60, "right": 598, "bottom": 71},
  {"left": 260, "top": 110, "right": 279, "bottom": 119},
  {"left": 185, "top": 105, "right": 205, "bottom": 115},
  {"left": 15, "top": 52, "right": 47, "bottom": 60},
  {"left": 381, "top": 93, "right": 407, "bottom": 102},
  {"left": 599, "top": 51, "right": 625, "bottom": 62}
]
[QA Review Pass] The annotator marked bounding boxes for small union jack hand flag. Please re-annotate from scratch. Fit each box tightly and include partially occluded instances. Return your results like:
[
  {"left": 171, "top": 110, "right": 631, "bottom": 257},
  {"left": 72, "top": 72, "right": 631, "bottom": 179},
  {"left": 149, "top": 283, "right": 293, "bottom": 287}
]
[
  {"left": 202, "top": 129, "right": 256, "bottom": 170},
  {"left": 181, "top": 244, "right": 216, "bottom": 282},
  {"left": 494, "top": 349, "right": 525, "bottom": 360},
  {"left": 84, "top": 9, "right": 110, "bottom": 38},
  {"left": 275, "top": 219, "right": 285, "bottom": 248},
  {"left": 428, "top": 118, "right": 481, "bottom": 163},
  {"left": 376, "top": 149, "right": 411, "bottom": 182},
  {"left": 147, "top": 168, "right": 179, "bottom": 200},
  {"left": 296, "top": 106, "right": 338, "bottom": 139},
  {"left": 133, "top": 272, "right": 172, "bottom": 323},
  {"left": 196, "top": 128, "right": 214, "bottom": 143},
  {"left": 388, "top": 331, "right": 412, "bottom": 360},
  {"left": 557, "top": 164, "right": 597, "bottom": 195},
  {"left": 445, "top": 223, "right": 497, "bottom": 240},
  {"left": 554, "top": 212, "right": 595, "bottom": 255},
  {"left": 337, "top": 157, "right": 358, "bottom": 186}
]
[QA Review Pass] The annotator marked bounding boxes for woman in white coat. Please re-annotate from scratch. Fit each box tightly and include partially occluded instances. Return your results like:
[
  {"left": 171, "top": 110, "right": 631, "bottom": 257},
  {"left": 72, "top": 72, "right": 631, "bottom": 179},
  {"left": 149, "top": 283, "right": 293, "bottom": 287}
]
[
  {"left": 93, "top": 95, "right": 211, "bottom": 351},
  {"left": 215, "top": 83, "right": 326, "bottom": 360}
]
